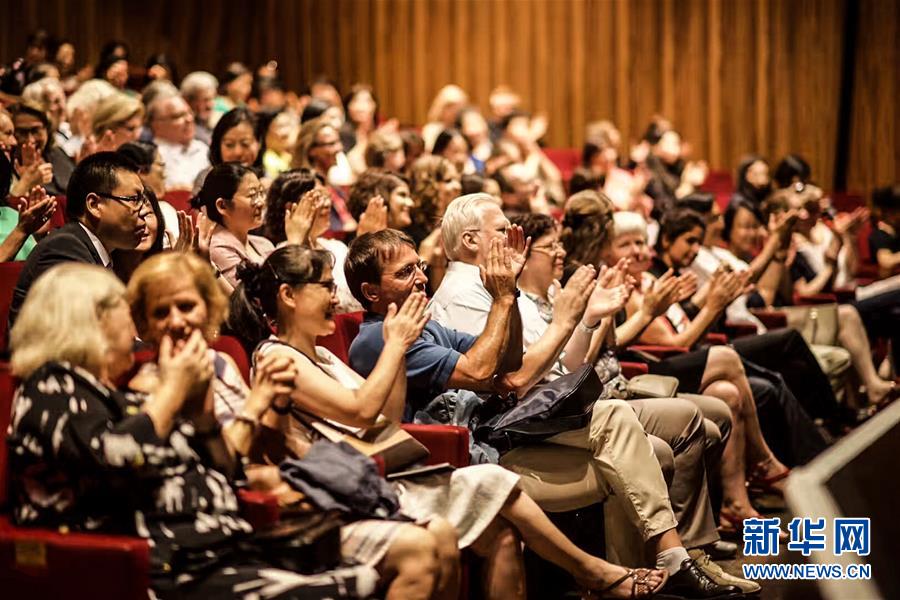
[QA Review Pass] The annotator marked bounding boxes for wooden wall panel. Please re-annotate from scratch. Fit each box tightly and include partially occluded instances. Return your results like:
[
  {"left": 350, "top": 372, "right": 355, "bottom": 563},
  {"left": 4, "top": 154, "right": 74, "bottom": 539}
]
[
  {"left": 847, "top": 0, "right": 900, "bottom": 193},
  {"left": 1, "top": 0, "right": 896, "bottom": 195}
]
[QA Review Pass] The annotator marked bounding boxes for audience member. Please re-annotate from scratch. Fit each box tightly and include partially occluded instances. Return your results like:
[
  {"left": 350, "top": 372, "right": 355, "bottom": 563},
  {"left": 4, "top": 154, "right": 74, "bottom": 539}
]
[
  {"left": 260, "top": 109, "right": 299, "bottom": 178},
  {"left": 20, "top": 77, "right": 68, "bottom": 148},
  {"left": 193, "top": 162, "right": 273, "bottom": 292},
  {"left": 59, "top": 78, "right": 118, "bottom": 158},
  {"left": 292, "top": 116, "right": 357, "bottom": 235},
  {"left": 208, "top": 107, "right": 264, "bottom": 172},
  {"left": 148, "top": 94, "right": 210, "bottom": 190},
  {"left": 180, "top": 71, "right": 219, "bottom": 145},
  {"left": 422, "top": 85, "right": 469, "bottom": 151},
  {"left": 0, "top": 153, "right": 56, "bottom": 261},
  {"left": 9, "top": 262, "right": 380, "bottom": 598},
  {"left": 10, "top": 101, "right": 74, "bottom": 196},
  {"left": 8, "top": 151, "right": 148, "bottom": 325},
  {"left": 344, "top": 228, "right": 742, "bottom": 598},
  {"left": 364, "top": 129, "right": 406, "bottom": 173},
  {"left": 261, "top": 168, "right": 361, "bottom": 313},
  {"left": 91, "top": 92, "right": 144, "bottom": 152},
  {"left": 870, "top": 184, "right": 900, "bottom": 278},
  {"left": 213, "top": 61, "right": 253, "bottom": 123}
]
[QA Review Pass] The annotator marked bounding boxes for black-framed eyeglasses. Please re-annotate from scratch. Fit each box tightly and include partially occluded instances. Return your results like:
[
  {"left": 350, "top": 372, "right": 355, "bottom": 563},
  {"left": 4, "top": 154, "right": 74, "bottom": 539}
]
[
  {"left": 394, "top": 260, "right": 428, "bottom": 280},
  {"left": 97, "top": 190, "right": 150, "bottom": 213},
  {"left": 301, "top": 280, "right": 337, "bottom": 295}
]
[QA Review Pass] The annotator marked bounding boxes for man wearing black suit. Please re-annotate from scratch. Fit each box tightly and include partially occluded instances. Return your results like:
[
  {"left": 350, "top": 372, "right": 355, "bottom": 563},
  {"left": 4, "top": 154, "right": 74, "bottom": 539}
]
[{"left": 8, "top": 152, "right": 148, "bottom": 327}]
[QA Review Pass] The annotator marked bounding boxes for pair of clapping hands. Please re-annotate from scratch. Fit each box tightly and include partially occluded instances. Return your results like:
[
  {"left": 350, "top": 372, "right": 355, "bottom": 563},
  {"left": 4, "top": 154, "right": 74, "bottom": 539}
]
[
  {"left": 643, "top": 266, "right": 751, "bottom": 319},
  {"left": 284, "top": 188, "right": 333, "bottom": 245},
  {"left": 478, "top": 225, "right": 634, "bottom": 329},
  {"left": 156, "top": 330, "right": 299, "bottom": 420}
]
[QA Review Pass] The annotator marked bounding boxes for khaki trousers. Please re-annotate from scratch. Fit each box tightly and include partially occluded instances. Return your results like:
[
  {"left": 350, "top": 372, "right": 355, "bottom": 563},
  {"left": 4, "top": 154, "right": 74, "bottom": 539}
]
[
  {"left": 499, "top": 395, "right": 729, "bottom": 564},
  {"left": 499, "top": 399, "right": 678, "bottom": 542}
]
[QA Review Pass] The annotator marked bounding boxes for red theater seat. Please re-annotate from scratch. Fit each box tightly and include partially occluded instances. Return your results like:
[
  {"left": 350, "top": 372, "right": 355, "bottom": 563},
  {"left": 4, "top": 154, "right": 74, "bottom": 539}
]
[{"left": 163, "top": 190, "right": 193, "bottom": 213}]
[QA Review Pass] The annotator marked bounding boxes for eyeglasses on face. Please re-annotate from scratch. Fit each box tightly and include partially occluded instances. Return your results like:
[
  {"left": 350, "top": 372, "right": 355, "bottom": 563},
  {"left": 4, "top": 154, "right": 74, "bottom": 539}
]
[
  {"left": 530, "top": 240, "right": 563, "bottom": 254},
  {"left": 301, "top": 280, "right": 337, "bottom": 295},
  {"left": 97, "top": 190, "right": 150, "bottom": 213},
  {"left": 394, "top": 260, "right": 428, "bottom": 280}
]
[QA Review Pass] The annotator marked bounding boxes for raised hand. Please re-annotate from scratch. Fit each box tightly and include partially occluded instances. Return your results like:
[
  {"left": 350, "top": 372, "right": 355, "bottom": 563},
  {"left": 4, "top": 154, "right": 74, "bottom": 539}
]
[
  {"left": 481, "top": 237, "right": 519, "bottom": 300},
  {"left": 641, "top": 269, "right": 680, "bottom": 318},
  {"left": 383, "top": 290, "right": 430, "bottom": 349},
  {"left": 76, "top": 134, "right": 98, "bottom": 164},
  {"left": 158, "top": 330, "right": 214, "bottom": 399},
  {"left": 12, "top": 142, "right": 53, "bottom": 194},
  {"left": 553, "top": 265, "right": 597, "bottom": 329},
  {"left": 356, "top": 194, "right": 389, "bottom": 236},
  {"left": 585, "top": 281, "right": 630, "bottom": 324},
  {"left": 769, "top": 208, "right": 801, "bottom": 244},
  {"left": 707, "top": 271, "right": 743, "bottom": 311},
  {"left": 194, "top": 207, "right": 215, "bottom": 259},
  {"left": 285, "top": 189, "right": 322, "bottom": 245},
  {"left": 674, "top": 271, "right": 699, "bottom": 303},
  {"left": 168, "top": 210, "right": 195, "bottom": 252},
  {"left": 505, "top": 223, "right": 531, "bottom": 278},
  {"left": 16, "top": 186, "right": 56, "bottom": 235},
  {"left": 681, "top": 160, "right": 709, "bottom": 187}
]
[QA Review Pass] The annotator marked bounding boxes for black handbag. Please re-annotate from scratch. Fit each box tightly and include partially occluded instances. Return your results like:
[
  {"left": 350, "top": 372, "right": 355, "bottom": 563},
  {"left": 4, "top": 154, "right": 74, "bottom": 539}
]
[{"left": 474, "top": 364, "right": 603, "bottom": 454}]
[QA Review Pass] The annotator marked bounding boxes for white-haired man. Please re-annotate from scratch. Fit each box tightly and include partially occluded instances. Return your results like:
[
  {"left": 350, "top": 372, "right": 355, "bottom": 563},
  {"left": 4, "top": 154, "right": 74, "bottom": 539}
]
[
  {"left": 429, "top": 193, "right": 753, "bottom": 592},
  {"left": 180, "top": 71, "right": 219, "bottom": 145},
  {"left": 148, "top": 94, "right": 209, "bottom": 190},
  {"left": 346, "top": 218, "right": 745, "bottom": 598}
]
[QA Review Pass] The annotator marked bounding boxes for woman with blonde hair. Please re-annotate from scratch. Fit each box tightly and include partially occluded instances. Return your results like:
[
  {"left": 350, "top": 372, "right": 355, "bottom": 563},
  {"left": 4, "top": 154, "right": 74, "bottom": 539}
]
[
  {"left": 9, "top": 263, "right": 385, "bottom": 598},
  {"left": 292, "top": 116, "right": 356, "bottom": 236},
  {"left": 92, "top": 92, "right": 144, "bottom": 152},
  {"left": 407, "top": 155, "right": 462, "bottom": 291},
  {"left": 61, "top": 79, "right": 118, "bottom": 158},
  {"left": 421, "top": 84, "right": 469, "bottom": 151},
  {"left": 127, "top": 251, "right": 460, "bottom": 600}
]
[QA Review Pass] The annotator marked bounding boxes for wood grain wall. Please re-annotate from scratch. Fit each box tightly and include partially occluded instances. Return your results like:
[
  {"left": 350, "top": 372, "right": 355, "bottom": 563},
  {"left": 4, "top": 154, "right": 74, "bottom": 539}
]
[{"left": 2, "top": 0, "right": 896, "bottom": 194}]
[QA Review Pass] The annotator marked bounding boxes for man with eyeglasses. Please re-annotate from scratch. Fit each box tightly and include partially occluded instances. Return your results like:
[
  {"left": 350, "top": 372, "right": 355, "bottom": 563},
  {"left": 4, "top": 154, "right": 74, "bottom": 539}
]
[
  {"left": 9, "top": 152, "right": 149, "bottom": 327},
  {"left": 345, "top": 197, "right": 745, "bottom": 598},
  {"left": 148, "top": 95, "right": 209, "bottom": 191}
]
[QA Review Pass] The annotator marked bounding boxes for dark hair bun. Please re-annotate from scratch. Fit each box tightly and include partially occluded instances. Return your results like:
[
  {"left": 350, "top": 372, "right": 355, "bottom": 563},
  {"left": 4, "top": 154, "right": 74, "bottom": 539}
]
[{"left": 235, "top": 260, "right": 266, "bottom": 297}]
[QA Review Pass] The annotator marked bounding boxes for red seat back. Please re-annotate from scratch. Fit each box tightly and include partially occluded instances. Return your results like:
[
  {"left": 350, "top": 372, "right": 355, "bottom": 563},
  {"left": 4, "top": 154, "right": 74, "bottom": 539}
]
[
  {"left": 543, "top": 148, "right": 581, "bottom": 183},
  {"left": 50, "top": 195, "right": 67, "bottom": 229},
  {"left": 1, "top": 362, "right": 17, "bottom": 507},
  {"left": 317, "top": 312, "right": 364, "bottom": 364},
  {"left": 163, "top": 190, "right": 193, "bottom": 213},
  {"left": 0, "top": 262, "right": 25, "bottom": 353},
  {"left": 211, "top": 335, "right": 251, "bottom": 385}
]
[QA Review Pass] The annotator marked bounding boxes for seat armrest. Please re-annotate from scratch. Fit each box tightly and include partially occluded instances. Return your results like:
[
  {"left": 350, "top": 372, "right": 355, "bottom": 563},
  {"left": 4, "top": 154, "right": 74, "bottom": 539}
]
[
  {"left": 793, "top": 292, "right": 838, "bottom": 305},
  {"left": 238, "top": 489, "right": 280, "bottom": 529},
  {"left": 704, "top": 333, "right": 729, "bottom": 345},
  {"left": 723, "top": 321, "right": 758, "bottom": 339},
  {"left": 832, "top": 287, "right": 856, "bottom": 303},
  {"left": 401, "top": 424, "right": 470, "bottom": 467},
  {"left": 750, "top": 309, "right": 788, "bottom": 330}
]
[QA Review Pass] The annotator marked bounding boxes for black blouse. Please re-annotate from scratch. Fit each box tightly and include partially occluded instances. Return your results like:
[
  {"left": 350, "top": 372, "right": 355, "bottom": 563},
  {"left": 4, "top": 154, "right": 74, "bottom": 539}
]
[{"left": 6, "top": 361, "right": 253, "bottom": 582}]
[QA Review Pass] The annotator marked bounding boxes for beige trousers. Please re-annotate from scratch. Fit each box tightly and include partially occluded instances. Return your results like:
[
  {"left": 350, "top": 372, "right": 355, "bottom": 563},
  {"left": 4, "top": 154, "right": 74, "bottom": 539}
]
[
  {"left": 499, "top": 395, "right": 730, "bottom": 563},
  {"left": 499, "top": 399, "right": 678, "bottom": 541}
]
